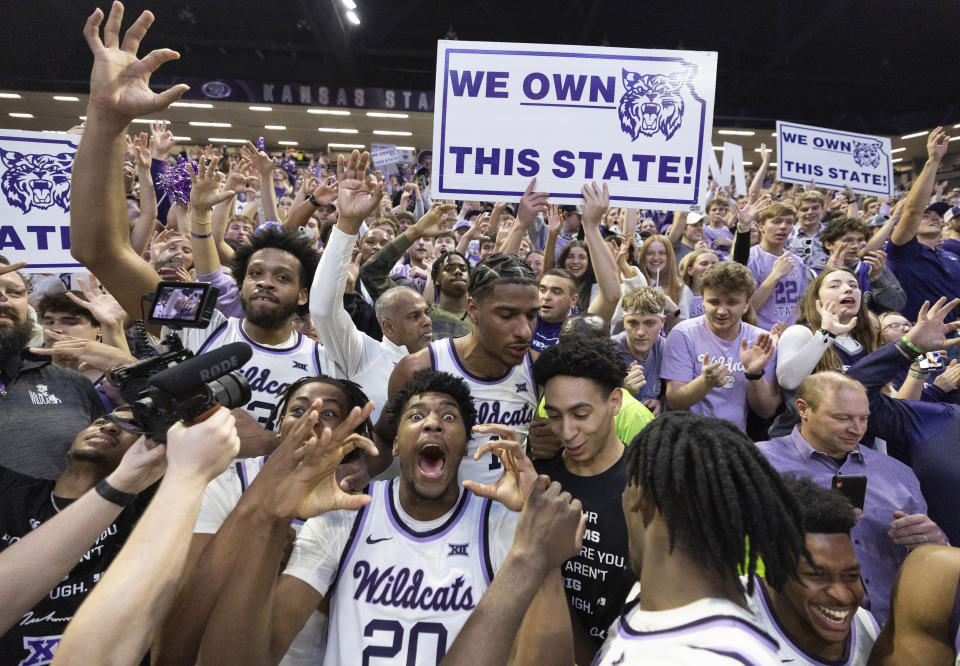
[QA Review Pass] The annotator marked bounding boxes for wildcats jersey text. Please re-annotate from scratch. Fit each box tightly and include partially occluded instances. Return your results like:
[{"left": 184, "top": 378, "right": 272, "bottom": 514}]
[
  {"left": 174, "top": 311, "right": 332, "bottom": 429},
  {"left": 428, "top": 338, "right": 537, "bottom": 485}
]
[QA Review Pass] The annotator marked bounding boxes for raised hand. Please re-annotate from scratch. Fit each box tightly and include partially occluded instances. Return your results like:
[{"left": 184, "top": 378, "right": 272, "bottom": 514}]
[
  {"left": 510, "top": 476, "right": 587, "bottom": 572},
  {"left": 462, "top": 424, "right": 537, "bottom": 512},
  {"left": 737, "top": 193, "right": 772, "bottom": 229},
  {"left": 546, "top": 204, "right": 562, "bottom": 234},
  {"left": 928, "top": 127, "right": 950, "bottom": 163},
  {"left": 580, "top": 181, "right": 609, "bottom": 228},
  {"left": 904, "top": 298, "right": 960, "bottom": 352},
  {"left": 771, "top": 253, "right": 796, "bottom": 279},
  {"left": 758, "top": 142, "right": 771, "bottom": 164},
  {"left": 816, "top": 299, "right": 857, "bottom": 336},
  {"left": 240, "top": 140, "right": 277, "bottom": 177},
  {"left": 131, "top": 131, "right": 151, "bottom": 170},
  {"left": 935, "top": 359, "right": 960, "bottom": 392},
  {"left": 189, "top": 155, "right": 235, "bottom": 211},
  {"left": 516, "top": 178, "right": 550, "bottom": 227},
  {"left": 83, "top": 2, "right": 189, "bottom": 129},
  {"left": 68, "top": 274, "right": 127, "bottom": 329},
  {"left": 164, "top": 406, "right": 239, "bottom": 483},
  {"left": 862, "top": 249, "right": 887, "bottom": 281},
  {"left": 225, "top": 158, "right": 256, "bottom": 194},
  {"left": 826, "top": 240, "right": 850, "bottom": 268},
  {"left": 624, "top": 360, "right": 646, "bottom": 394},
  {"left": 30, "top": 331, "right": 136, "bottom": 373},
  {"left": 740, "top": 332, "right": 775, "bottom": 375},
  {"left": 149, "top": 120, "right": 177, "bottom": 160},
  {"left": 769, "top": 320, "right": 789, "bottom": 343},
  {"left": 310, "top": 176, "right": 339, "bottom": 207},
  {"left": 410, "top": 202, "right": 458, "bottom": 239},
  {"left": 700, "top": 354, "right": 731, "bottom": 389},
  {"left": 336, "top": 150, "right": 385, "bottom": 224},
  {"left": 106, "top": 436, "right": 168, "bottom": 494}
]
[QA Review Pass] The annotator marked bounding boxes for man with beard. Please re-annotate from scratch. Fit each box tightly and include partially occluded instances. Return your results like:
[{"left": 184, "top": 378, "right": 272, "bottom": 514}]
[
  {"left": 71, "top": 91, "right": 331, "bottom": 428},
  {"left": 0, "top": 409, "right": 164, "bottom": 663},
  {"left": 0, "top": 261, "right": 105, "bottom": 479}
]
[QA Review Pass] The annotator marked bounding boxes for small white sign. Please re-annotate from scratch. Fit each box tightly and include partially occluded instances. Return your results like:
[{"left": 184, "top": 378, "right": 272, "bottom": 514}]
[
  {"left": 776, "top": 121, "right": 893, "bottom": 197},
  {"left": 370, "top": 142, "right": 401, "bottom": 169}
]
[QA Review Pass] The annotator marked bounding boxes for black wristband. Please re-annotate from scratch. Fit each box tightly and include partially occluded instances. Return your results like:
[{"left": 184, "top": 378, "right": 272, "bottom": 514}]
[
  {"left": 817, "top": 328, "right": 837, "bottom": 340},
  {"left": 743, "top": 370, "right": 765, "bottom": 381},
  {"left": 95, "top": 478, "right": 137, "bottom": 507},
  {"left": 307, "top": 193, "right": 321, "bottom": 207},
  {"left": 893, "top": 337, "right": 922, "bottom": 361}
]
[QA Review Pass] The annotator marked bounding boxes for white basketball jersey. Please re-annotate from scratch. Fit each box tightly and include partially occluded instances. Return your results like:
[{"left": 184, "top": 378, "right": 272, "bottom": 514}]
[
  {"left": 593, "top": 596, "right": 782, "bottom": 666},
  {"left": 747, "top": 575, "right": 878, "bottom": 665},
  {"left": 178, "top": 311, "right": 332, "bottom": 429},
  {"left": 428, "top": 337, "right": 537, "bottom": 485},
  {"left": 324, "top": 480, "right": 495, "bottom": 665}
]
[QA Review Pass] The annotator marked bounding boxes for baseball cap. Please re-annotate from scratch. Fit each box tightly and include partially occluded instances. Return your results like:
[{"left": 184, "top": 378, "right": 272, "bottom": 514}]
[
  {"left": 454, "top": 219, "right": 472, "bottom": 231},
  {"left": 686, "top": 212, "right": 707, "bottom": 225},
  {"left": 601, "top": 225, "right": 626, "bottom": 240},
  {"left": 865, "top": 214, "right": 889, "bottom": 228},
  {"left": 925, "top": 201, "right": 951, "bottom": 217},
  {"left": 945, "top": 205, "right": 960, "bottom": 225}
]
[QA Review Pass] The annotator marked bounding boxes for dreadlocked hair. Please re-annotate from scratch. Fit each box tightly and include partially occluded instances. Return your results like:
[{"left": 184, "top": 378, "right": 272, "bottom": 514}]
[
  {"left": 468, "top": 253, "right": 537, "bottom": 302},
  {"left": 625, "top": 411, "right": 807, "bottom": 595},
  {"left": 275, "top": 375, "right": 372, "bottom": 439},
  {"left": 231, "top": 226, "right": 320, "bottom": 316},
  {"left": 388, "top": 369, "right": 477, "bottom": 435},
  {"left": 430, "top": 250, "right": 471, "bottom": 283}
]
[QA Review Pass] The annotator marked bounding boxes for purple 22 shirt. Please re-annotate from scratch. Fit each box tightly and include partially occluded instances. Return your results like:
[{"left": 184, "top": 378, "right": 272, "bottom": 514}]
[
  {"left": 748, "top": 244, "right": 807, "bottom": 331},
  {"left": 661, "top": 316, "right": 777, "bottom": 433}
]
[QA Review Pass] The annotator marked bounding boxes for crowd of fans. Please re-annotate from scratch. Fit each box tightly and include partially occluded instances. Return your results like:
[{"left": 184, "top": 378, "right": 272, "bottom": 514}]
[{"left": 3, "top": 3, "right": 960, "bottom": 664}]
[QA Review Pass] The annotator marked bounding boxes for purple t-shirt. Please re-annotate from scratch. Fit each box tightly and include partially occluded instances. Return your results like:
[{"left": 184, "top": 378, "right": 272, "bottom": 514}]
[
  {"left": 660, "top": 316, "right": 777, "bottom": 432},
  {"left": 688, "top": 294, "right": 704, "bottom": 318},
  {"left": 748, "top": 245, "right": 807, "bottom": 331},
  {"left": 704, "top": 224, "right": 733, "bottom": 259}
]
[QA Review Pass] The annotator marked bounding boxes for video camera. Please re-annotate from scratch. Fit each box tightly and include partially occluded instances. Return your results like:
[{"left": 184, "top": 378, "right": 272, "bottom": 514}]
[{"left": 112, "top": 282, "right": 252, "bottom": 442}]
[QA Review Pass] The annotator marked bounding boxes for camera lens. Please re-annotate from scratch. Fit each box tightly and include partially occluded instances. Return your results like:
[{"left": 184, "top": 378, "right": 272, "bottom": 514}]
[{"left": 209, "top": 371, "right": 252, "bottom": 410}]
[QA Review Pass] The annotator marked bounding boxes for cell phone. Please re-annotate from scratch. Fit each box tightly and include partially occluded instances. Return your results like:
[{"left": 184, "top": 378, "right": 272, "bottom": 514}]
[
  {"left": 918, "top": 351, "right": 943, "bottom": 370},
  {"left": 831, "top": 474, "right": 867, "bottom": 510}
]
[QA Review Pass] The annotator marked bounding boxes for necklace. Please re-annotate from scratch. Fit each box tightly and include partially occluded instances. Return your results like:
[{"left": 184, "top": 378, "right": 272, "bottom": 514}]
[{"left": 50, "top": 491, "right": 63, "bottom": 514}]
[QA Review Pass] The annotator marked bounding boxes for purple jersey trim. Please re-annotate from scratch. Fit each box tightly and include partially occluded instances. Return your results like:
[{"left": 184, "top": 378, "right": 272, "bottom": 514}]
[
  {"left": 754, "top": 574, "right": 854, "bottom": 665},
  {"left": 235, "top": 461, "right": 248, "bottom": 492},
  {"left": 196, "top": 319, "right": 230, "bottom": 355},
  {"left": 327, "top": 487, "right": 372, "bottom": 596},
  {"left": 386, "top": 478, "right": 472, "bottom": 542},
  {"left": 617, "top": 612, "right": 779, "bottom": 653},
  {"left": 448, "top": 338, "right": 512, "bottom": 385},
  {"left": 428, "top": 342, "right": 438, "bottom": 371},
  {"left": 238, "top": 321, "right": 304, "bottom": 354},
  {"left": 478, "top": 498, "right": 495, "bottom": 586}
]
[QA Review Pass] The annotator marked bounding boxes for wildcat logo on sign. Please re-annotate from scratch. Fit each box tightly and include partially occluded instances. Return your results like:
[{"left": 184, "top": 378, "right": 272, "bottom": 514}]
[
  {"left": 851, "top": 141, "right": 882, "bottom": 168},
  {"left": 618, "top": 69, "right": 692, "bottom": 141},
  {"left": 1, "top": 150, "right": 72, "bottom": 213},
  {"left": 432, "top": 40, "right": 717, "bottom": 211},
  {"left": 0, "top": 130, "right": 80, "bottom": 269}
]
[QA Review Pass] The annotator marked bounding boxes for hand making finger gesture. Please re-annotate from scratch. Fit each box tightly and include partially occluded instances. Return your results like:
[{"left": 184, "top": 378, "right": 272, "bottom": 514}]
[
  {"left": 463, "top": 424, "right": 537, "bottom": 512},
  {"left": 337, "top": 150, "right": 385, "bottom": 223}
]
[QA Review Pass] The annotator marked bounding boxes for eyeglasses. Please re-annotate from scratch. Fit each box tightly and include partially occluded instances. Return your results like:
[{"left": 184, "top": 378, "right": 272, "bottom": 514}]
[
  {"left": 880, "top": 321, "right": 911, "bottom": 333},
  {"left": 93, "top": 414, "right": 144, "bottom": 435}
]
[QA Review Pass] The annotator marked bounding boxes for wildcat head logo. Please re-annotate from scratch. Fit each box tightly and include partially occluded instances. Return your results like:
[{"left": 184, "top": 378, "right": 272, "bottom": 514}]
[
  {"left": 618, "top": 68, "right": 694, "bottom": 141},
  {"left": 851, "top": 141, "right": 882, "bottom": 168},
  {"left": 0, "top": 150, "right": 73, "bottom": 213}
]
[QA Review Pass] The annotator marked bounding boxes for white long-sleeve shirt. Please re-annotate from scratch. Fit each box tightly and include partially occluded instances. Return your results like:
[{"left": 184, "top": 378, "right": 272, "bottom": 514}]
[{"left": 310, "top": 227, "right": 410, "bottom": 424}]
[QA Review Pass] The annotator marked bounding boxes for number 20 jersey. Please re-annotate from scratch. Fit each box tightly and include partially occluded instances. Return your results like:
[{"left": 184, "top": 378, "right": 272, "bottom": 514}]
[{"left": 323, "top": 480, "right": 504, "bottom": 666}]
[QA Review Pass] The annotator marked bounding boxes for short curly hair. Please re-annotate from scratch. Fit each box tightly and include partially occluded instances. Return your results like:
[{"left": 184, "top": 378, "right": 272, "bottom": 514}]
[
  {"left": 387, "top": 369, "right": 477, "bottom": 435},
  {"left": 820, "top": 216, "right": 868, "bottom": 246},
  {"left": 231, "top": 226, "right": 320, "bottom": 316},
  {"left": 275, "top": 374, "right": 372, "bottom": 438},
  {"left": 533, "top": 335, "right": 627, "bottom": 397},
  {"left": 782, "top": 475, "right": 857, "bottom": 535},
  {"left": 699, "top": 261, "right": 755, "bottom": 298}
]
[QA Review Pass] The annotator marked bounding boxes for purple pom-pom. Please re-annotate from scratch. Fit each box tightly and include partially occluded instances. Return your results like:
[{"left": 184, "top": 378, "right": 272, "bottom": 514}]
[
  {"left": 256, "top": 136, "right": 265, "bottom": 151},
  {"left": 157, "top": 155, "right": 198, "bottom": 206}
]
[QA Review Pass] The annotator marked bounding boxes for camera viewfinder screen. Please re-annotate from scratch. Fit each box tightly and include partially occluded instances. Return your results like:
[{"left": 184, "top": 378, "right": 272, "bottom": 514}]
[{"left": 150, "top": 285, "right": 205, "bottom": 322}]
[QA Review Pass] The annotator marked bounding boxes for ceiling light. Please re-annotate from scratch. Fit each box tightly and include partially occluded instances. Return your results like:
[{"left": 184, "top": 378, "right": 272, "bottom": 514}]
[
  {"left": 8, "top": 112, "right": 33, "bottom": 118},
  {"left": 189, "top": 121, "right": 231, "bottom": 127},
  {"left": 171, "top": 101, "right": 214, "bottom": 108},
  {"left": 891, "top": 147, "right": 906, "bottom": 153},
  {"left": 319, "top": 127, "right": 359, "bottom": 133},
  {"left": 249, "top": 105, "right": 273, "bottom": 111},
  {"left": 53, "top": 95, "right": 80, "bottom": 102},
  {"left": 770, "top": 132, "right": 777, "bottom": 137},
  {"left": 207, "top": 137, "right": 247, "bottom": 144},
  {"left": 132, "top": 118, "right": 166, "bottom": 124},
  {"left": 78, "top": 115, "right": 87, "bottom": 120},
  {"left": 346, "top": 10, "right": 360, "bottom": 24},
  {"left": 900, "top": 130, "right": 928, "bottom": 139},
  {"left": 172, "top": 136, "right": 192, "bottom": 141},
  {"left": 264, "top": 125, "right": 286, "bottom": 130},
  {"left": 367, "top": 111, "right": 409, "bottom": 118},
  {"left": 278, "top": 140, "right": 298, "bottom": 146},
  {"left": 341, "top": 0, "right": 357, "bottom": 8},
  {"left": 742, "top": 161, "right": 754, "bottom": 166},
  {"left": 373, "top": 130, "right": 412, "bottom": 136},
  {"left": 712, "top": 146, "right": 723, "bottom": 151},
  {"left": 717, "top": 130, "right": 755, "bottom": 136},
  {"left": 308, "top": 109, "right": 351, "bottom": 116},
  {"left": 0, "top": 92, "right": 22, "bottom": 99},
  {"left": 892, "top": 158, "right": 903, "bottom": 163},
  {"left": 397, "top": 146, "right": 416, "bottom": 150},
  {"left": 770, "top": 162, "right": 777, "bottom": 167},
  {"left": 328, "top": 142, "right": 365, "bottom": 149},
  {"left": 950, "top": 136, "right": 960, "bottom": 142}
]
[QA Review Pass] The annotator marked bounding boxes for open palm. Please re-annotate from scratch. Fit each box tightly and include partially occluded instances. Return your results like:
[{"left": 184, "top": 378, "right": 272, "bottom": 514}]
[
  {"left": 83, "top": 3, "right": 188, "bottom": 127},
  {"left": 337, "top": 150, "right": 384, "bottom": 220}
]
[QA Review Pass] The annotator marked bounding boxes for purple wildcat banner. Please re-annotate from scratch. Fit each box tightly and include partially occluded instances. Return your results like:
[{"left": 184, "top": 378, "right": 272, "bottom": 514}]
[
  {"left": 0, "top": 130, "right": 80, "bottom": 269},
  {"left": 431, "top": 40, "right": 717, "bottom": 210}
]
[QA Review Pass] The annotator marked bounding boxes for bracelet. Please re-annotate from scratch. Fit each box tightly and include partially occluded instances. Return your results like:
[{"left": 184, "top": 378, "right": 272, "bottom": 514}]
[
  {"left": 307, "top": 193, "right": 321, "bottom": 207},
  {"left": 817, "top": 328, "right": 837, "bottom": 340},
  {"left": 894, "top": 337, "right": 923, "bottom": 361},
  {"left": 743, "top": 370, "right": 765, "bottom": 381},
  {"left": 908, "top": 368, "right": 930, "bottom": 380},
  {"left": 190, "top": 230, "right": 213, "bottom": 239},
  {"left": 900, "top": 336, "right": 924, "bottom": 356},
  {"left": 96, "top": 478, "right": 137, "bottom": 507}
]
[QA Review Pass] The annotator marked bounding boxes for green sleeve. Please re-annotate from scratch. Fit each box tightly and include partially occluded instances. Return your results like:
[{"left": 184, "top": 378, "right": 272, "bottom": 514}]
[
  {"left": 614, "top": 388, "right": 655, "bottom": 445},
  {"left": 358, "top": 233, "right": 413, "bottom": 301}
]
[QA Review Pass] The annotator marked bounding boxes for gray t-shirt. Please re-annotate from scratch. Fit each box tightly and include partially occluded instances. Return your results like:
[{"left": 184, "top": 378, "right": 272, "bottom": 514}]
[
  {"left": 612, "top": 332, "right": 663, "bottom": 403},
  {"left": 0, "top": 353, "right": 104, "bottom": 479}
]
